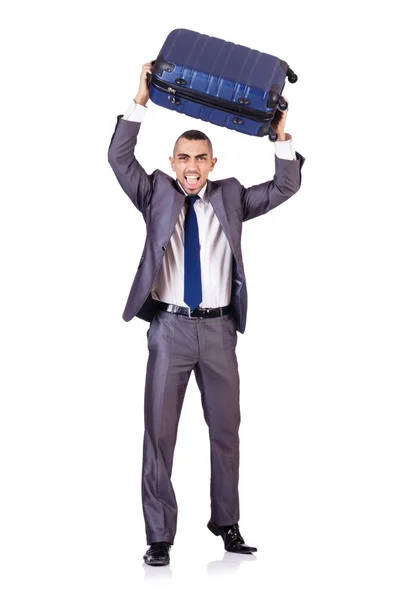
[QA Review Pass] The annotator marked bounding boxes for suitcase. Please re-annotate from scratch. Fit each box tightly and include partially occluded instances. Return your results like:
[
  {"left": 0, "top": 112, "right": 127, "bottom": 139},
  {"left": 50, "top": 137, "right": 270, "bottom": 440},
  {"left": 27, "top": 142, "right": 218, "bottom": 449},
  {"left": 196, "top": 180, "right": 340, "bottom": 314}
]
[{"left": 148, "top": 28, "right": 298, "bottom": 141}]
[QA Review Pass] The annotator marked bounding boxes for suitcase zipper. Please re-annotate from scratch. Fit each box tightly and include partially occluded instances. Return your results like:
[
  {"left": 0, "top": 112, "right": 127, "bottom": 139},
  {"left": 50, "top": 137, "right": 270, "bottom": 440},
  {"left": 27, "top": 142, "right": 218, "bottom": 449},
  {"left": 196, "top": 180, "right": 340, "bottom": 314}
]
[{"left": 150, "top": 75, "right": 274, "bottom": 123}]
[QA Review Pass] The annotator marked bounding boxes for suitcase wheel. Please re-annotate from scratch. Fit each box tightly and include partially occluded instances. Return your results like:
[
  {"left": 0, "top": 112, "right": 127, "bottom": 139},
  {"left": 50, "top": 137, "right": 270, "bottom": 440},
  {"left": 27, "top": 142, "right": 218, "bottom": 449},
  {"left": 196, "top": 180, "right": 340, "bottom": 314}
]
[
  {"left": 268, "top": 126, "right": 278, "bottom": 142},
  {"left": 278, "top": 97, "right": 288, "bottom": 111},
  {"left": 287, "top": 68, "right": 298, "bottom": 83},
  {"left": 169, "top": 96, "right": 181, "bottom": 106}
]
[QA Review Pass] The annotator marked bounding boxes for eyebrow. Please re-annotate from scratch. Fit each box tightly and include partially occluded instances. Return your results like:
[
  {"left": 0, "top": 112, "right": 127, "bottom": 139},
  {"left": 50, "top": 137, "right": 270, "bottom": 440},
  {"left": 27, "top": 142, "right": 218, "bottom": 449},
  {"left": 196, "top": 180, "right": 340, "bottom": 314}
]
[{"left": 177, "top": 153, "right": 208, "bottom": 158}]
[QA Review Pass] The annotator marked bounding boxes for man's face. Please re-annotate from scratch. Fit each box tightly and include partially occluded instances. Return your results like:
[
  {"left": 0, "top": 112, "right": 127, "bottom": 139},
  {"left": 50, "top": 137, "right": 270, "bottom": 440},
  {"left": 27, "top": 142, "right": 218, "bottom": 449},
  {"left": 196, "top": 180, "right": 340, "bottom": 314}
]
[{"left": 169, "top": 138, "right": 217, "bottom": 195}]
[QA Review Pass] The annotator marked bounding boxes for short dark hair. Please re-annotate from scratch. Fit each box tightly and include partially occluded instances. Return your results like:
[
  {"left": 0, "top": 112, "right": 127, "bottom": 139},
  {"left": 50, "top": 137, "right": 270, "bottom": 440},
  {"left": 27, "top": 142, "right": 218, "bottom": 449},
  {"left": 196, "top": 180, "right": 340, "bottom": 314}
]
[{"left": 173, "top": 130, "right": 213, "bottom": 156}]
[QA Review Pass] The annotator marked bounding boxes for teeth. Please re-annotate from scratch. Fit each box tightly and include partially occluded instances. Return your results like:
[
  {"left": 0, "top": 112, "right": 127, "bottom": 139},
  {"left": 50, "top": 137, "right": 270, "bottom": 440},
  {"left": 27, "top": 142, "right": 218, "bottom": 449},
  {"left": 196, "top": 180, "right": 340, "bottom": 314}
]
[{"left": 186, "top": 176, "right": 199, "bottom": 180}]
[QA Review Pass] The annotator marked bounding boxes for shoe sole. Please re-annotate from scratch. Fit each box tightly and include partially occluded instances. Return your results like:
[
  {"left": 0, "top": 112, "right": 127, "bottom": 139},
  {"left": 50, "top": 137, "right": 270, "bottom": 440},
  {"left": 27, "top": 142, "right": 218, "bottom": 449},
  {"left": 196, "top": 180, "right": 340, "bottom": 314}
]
[{"left": 143, "top": 558, "right": 170, "bottom": 566}]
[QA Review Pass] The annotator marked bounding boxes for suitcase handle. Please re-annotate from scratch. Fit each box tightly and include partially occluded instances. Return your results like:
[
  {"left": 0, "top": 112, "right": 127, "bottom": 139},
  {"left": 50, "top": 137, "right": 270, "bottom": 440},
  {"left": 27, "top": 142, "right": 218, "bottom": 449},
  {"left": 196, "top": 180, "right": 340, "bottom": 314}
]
[{"left": 146, "top": 59, "right": 156, "bottom": 89}]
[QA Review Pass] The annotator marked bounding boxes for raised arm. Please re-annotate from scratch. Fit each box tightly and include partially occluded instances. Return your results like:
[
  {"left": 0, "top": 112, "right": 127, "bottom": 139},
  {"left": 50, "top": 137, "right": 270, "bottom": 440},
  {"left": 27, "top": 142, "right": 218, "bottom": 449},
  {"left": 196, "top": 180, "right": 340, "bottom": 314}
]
[
  {"left": 241, "top": 100, "right": 305, "bottom": 221},
  {"left": 241, "top": 151, "right": 305, "bottom": 221},
  {"left": 107, "top": 62, "right": 154, "bottom": 213}
]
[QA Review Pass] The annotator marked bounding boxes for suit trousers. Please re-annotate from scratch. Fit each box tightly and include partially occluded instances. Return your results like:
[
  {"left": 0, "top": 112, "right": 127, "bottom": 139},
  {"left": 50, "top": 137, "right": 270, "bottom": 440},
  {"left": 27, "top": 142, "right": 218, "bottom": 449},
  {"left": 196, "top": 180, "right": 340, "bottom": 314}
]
[{"left": 142, "top": 308, "right": 240, "bottom": 544}]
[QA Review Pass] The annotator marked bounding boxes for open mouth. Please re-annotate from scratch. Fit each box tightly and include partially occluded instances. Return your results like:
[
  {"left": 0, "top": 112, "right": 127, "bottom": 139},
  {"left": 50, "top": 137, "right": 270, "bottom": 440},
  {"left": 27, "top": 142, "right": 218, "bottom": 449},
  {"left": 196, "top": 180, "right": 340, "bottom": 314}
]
[{"left": 184, "top": 174, "right": 200, "bottom": 190}]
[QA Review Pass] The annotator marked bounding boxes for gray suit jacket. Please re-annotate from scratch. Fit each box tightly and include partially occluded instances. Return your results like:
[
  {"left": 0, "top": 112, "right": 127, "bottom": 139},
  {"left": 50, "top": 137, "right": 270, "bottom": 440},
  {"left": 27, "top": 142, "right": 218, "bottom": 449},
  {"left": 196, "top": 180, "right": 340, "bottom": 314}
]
[{"left": 108, "top": 115, "right": 305, "bottom": 333}]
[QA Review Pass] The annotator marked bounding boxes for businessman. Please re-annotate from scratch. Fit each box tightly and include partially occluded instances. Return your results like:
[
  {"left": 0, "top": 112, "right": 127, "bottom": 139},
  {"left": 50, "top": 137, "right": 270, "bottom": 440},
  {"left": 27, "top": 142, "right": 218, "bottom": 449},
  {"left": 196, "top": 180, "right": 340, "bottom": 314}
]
[{"left": 108, "top": 62, "right": 305, "bottom": 566}]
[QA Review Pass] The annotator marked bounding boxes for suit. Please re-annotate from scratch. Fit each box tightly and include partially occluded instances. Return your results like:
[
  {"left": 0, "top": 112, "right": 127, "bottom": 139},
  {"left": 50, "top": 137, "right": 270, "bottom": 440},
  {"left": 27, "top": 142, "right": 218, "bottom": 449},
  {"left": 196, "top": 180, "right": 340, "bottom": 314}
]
[
  {"left": 108, "top": 114, "right": 305, "bottom": 544},
  {"left": 108, "top": 116, "right": 305, "bottom": 334}
]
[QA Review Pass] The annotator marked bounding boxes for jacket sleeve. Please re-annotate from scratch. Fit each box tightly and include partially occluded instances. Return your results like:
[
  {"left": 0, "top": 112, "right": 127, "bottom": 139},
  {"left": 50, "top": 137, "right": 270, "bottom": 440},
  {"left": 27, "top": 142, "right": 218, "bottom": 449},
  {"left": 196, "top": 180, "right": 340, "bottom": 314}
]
[
  {"left": 241, "top": 151, "right": 305, "bottom": 222},
  {"left": 107, "top": 116, "right": 154, "bottom": 213}
]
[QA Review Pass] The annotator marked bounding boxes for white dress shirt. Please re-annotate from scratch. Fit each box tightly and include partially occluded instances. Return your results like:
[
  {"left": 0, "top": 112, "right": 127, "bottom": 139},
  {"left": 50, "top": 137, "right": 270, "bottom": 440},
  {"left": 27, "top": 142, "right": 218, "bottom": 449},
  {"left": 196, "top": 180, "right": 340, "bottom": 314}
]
[{"left": 121, "top": 100, "right": 296, "bottom": 308}]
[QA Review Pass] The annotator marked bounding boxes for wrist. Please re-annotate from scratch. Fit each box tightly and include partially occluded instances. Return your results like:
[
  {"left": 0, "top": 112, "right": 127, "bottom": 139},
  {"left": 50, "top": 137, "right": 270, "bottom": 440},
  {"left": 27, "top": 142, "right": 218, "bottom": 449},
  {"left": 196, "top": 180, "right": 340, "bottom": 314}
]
[
  {"left": 275, "top": 132, "right": 291, "bottom": 142},
  {"left": 134, "top": 94, "right": 149, "bottom": 106}
]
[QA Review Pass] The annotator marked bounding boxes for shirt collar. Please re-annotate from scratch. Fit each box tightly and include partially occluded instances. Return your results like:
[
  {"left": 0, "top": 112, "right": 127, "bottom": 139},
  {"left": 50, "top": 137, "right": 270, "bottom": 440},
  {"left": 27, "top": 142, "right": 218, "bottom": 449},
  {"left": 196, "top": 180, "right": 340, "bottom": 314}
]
[{"left": 176, "top": 179, "right": 208, "bottom": 202}]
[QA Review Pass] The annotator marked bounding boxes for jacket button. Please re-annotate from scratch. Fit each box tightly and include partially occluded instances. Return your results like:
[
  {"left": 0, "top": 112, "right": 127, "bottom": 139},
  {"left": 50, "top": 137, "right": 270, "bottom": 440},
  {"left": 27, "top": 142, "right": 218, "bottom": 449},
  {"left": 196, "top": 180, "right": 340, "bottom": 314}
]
[{"left": 162, "top": 245, "right": 166, "bottom": 251}]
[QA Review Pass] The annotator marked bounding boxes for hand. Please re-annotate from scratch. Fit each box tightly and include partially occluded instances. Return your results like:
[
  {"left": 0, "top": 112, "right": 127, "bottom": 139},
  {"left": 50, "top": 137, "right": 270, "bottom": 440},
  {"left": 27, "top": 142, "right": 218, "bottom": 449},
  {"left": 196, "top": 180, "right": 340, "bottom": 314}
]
[
  {"left": 134, "top": 62, "right": 153, "bottom": 106},
  {"left": 270, "top": 97, "right": 289, "bottom": 141}
]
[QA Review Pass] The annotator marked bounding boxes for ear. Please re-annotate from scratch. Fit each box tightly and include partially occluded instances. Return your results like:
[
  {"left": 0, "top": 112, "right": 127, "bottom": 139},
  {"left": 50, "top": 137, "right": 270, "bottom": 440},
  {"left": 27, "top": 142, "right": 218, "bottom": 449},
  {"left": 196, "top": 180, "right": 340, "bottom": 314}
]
[
  {"left": 169, "top": 156, "right": 175, "bottom": 171},
  {"left": 209, "top": 157, "right": 217, "bottom": 171}
]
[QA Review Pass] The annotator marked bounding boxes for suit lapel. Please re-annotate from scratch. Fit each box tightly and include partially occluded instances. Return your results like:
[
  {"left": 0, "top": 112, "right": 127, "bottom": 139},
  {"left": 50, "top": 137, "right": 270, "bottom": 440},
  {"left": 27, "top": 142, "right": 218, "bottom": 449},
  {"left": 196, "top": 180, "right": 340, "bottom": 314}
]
[
  {"left": 167, "top": 185, "right": 185, "bottom": 239},
  {"left": 206, "top": 179, "right": 233, "bottom": 250}
]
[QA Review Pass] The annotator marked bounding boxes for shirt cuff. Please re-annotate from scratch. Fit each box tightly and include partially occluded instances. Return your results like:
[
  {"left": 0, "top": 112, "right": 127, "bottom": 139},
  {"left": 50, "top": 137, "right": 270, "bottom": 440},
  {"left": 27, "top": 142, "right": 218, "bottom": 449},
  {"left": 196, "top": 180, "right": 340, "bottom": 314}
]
[
  {"left": 122, "top": 100, "right": 148, "bottom": 122},
  {"left": 274, "top": 133, "right": 296, "bottom": 160}
]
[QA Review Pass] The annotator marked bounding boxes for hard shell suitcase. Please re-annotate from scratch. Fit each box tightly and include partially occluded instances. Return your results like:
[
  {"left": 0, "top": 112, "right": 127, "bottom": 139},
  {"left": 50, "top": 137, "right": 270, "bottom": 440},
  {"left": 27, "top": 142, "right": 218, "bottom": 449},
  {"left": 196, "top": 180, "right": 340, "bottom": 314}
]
[{"left": 148, "top": 28, "right": 298, "bottom": 141}]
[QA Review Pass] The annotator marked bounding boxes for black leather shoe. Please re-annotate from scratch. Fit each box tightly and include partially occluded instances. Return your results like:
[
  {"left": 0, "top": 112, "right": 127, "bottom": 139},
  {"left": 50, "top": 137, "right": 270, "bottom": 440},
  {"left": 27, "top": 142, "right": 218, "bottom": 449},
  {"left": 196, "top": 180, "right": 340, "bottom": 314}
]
[
  {"left": 143, "top": 541, "right": 171, "bottom": 566},
  {"left": 207, "top": 521, "right": 257, "bottom": 554}
]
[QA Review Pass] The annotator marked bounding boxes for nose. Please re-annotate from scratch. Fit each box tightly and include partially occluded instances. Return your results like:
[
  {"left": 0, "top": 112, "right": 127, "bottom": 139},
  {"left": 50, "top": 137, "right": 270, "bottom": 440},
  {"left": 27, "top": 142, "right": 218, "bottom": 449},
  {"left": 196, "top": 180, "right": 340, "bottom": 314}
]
[{"left": 187, "top": 158, "right": 200, "bottom": 170}]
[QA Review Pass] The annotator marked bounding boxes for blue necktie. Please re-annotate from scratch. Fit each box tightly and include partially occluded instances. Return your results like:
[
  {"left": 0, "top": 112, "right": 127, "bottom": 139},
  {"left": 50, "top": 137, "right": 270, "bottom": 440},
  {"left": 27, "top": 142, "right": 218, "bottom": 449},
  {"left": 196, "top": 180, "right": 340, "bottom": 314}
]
[{"left": 184, "top": 195, "right": 202, "bottom": 310}]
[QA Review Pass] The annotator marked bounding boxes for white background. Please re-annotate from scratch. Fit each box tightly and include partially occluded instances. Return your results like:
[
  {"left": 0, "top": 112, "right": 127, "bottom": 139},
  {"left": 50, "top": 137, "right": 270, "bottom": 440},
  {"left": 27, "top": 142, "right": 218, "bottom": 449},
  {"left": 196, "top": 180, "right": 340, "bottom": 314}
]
[{"left": 1, "top": 1, "right": 396, "bottom": 598}]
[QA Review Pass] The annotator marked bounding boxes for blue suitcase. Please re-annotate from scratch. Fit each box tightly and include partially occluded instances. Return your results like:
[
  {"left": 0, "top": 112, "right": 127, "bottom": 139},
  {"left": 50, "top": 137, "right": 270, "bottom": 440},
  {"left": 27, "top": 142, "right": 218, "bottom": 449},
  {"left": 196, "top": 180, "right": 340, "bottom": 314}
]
[{"left": 148, "top": 28, "right": 298, "bottom": 141}]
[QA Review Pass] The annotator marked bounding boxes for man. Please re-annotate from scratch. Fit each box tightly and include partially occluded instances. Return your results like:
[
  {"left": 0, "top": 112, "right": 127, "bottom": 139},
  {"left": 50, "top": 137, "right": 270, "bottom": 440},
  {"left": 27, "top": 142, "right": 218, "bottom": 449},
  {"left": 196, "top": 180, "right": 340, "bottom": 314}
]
[{"left": 108, "top": 62, "right": 305, "bottom": 566}]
